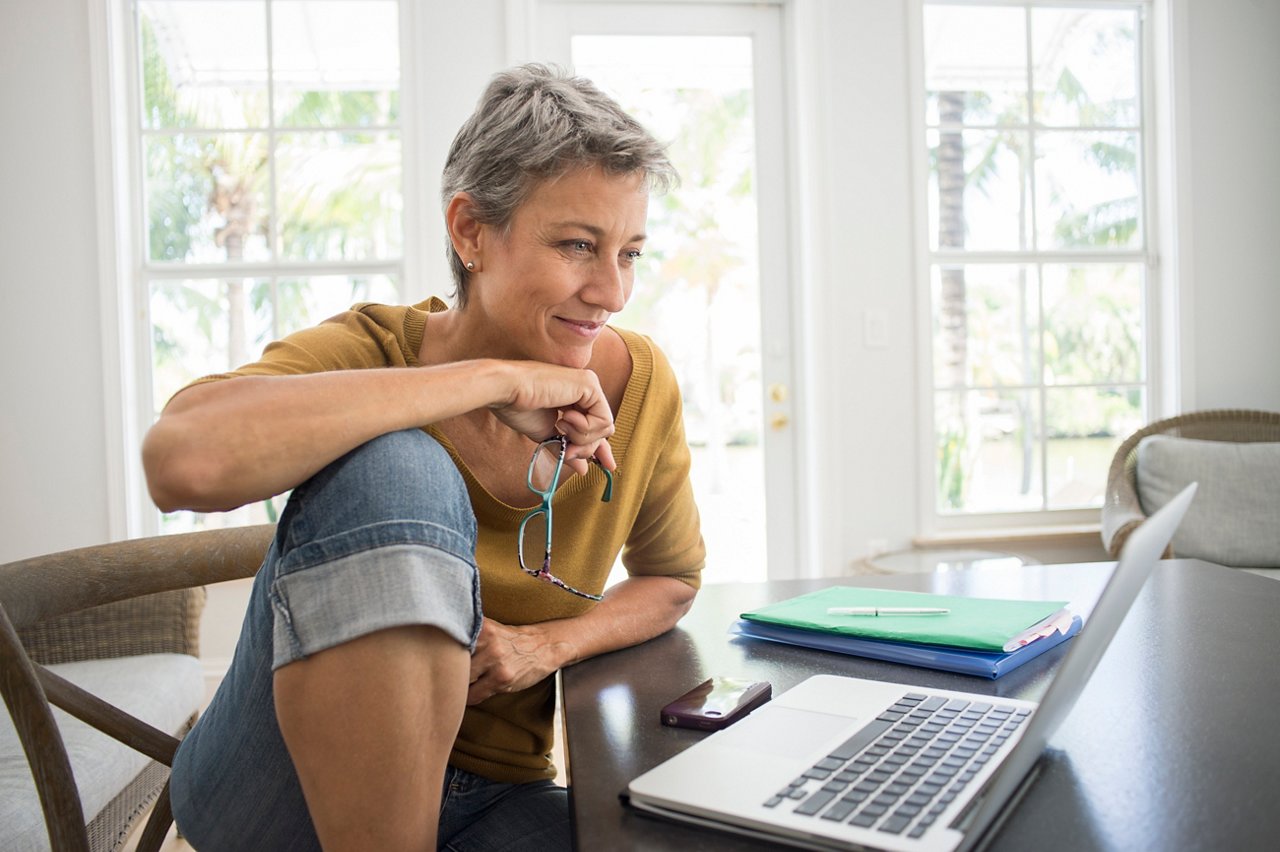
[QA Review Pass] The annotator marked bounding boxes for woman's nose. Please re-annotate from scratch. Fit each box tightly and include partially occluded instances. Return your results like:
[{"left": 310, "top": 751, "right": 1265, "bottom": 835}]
[{"left": 584, "top": 261, "right": 628, "bottom": 313}]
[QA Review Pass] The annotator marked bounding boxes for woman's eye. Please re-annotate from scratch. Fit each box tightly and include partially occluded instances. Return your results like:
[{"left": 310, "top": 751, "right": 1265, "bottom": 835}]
[
  {"left": 555, "top": 239, "right": 592, "bottom": 256},
  {"left": 622, "top": 249, "right": 644, "bottom": 265}
]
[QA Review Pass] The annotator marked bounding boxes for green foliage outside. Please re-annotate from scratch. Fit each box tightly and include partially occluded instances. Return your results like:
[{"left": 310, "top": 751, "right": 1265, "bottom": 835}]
[
  {"left": 931, "top": 12, "right": 1143, "bottom": 511},
  {"left": 143, "top": 11, "right": 401, "bottom": 375},
  {"left": 141, "top": 11, "right": 402, "bottom": 532}
]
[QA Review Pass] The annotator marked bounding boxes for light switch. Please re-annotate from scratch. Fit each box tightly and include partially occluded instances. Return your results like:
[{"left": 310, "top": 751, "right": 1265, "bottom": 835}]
[{"left": 864, "top": 309, "right": 889, "bottom": 349}]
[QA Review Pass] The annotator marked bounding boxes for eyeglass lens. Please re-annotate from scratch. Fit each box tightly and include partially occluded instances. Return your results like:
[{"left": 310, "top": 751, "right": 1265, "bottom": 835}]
[
  {"left": 528, "top": 441, "right": 564, "bottom": 494},
  {"left": 518, "top": 511, "right": 549, "bottom": 570}
]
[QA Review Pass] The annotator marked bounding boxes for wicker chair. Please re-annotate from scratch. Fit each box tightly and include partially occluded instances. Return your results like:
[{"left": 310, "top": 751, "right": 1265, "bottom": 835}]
[
  {"left": 1101, "top": 409, "right": 1280, "bottom": 558},
  {"left": 0, "top": 524, "right": 274, "bottom": 852}
]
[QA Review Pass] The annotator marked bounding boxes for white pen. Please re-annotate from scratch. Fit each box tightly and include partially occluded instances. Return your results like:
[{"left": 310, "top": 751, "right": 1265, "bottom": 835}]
[{"left": 826, "top": 606, "right": 951, "bottom": 616}]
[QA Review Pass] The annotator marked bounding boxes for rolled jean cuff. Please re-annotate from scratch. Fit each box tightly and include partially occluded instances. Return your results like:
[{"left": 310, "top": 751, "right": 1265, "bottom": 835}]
[{"left": 269, "top": 522, "right": 482, "bottom": 670}]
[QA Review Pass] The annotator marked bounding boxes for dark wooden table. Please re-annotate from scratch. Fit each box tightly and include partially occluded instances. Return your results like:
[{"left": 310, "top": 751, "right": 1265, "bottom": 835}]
[{"left": 560, "top": 560, "right": 1280, "bottom": 850}]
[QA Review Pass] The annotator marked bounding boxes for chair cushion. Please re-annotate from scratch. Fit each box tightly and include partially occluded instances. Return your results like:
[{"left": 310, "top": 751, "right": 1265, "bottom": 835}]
[
  {"left": 0, "top": 653, "right": 203, "bottom": 852},
  {"left": 1137, "top": 435, "right": 1280, "bottom": 568}
]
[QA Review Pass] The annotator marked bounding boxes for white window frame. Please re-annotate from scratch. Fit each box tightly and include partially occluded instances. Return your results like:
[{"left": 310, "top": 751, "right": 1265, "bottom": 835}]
[
  {"left": 908, "top": 0, "right": 1180, "bottom": 536},
  {"left": 91, "top": 0, "right": 426, "bottom": 538}
]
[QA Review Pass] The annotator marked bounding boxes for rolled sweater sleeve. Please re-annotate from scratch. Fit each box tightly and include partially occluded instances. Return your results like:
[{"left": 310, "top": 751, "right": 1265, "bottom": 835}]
[{"left": 175, "top": 301, "right": 429, "bottom": 394}]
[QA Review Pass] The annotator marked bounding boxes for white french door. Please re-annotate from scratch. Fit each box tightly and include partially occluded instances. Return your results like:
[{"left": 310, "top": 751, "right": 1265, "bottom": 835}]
[{"left": 528, "top": 1, "right": 800, "bottom": 582}]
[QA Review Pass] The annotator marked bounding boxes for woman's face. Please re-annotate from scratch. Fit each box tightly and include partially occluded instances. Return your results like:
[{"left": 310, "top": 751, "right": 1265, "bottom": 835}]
[{"left": 470, "top": 166, "right": 649, "bottom": 368}]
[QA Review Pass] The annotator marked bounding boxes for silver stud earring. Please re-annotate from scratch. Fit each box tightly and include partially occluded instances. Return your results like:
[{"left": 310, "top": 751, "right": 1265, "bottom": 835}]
[{"left": 465, "top": 261, "right": 476, "bottom": 271}]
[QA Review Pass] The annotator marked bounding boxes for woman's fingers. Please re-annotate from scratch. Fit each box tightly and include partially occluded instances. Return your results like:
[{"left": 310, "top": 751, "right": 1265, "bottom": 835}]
[
  {"left": 592, "top": 439, "right": 617, "bottom": 471},
  {"left": 492, "top": 362, "right": 617, "bottom": 453},
  {"left": 466, "top": 618, "right": 556, "bottom": 705},
  {"left": 555, "top": 408, "right": 616, "bottom": 474},
  {"left": 560, "top": 438, "right": 613, "bottom": 477}
]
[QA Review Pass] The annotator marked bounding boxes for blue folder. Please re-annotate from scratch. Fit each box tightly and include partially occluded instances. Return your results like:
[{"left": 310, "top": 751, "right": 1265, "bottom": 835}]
[{"left": 729, "top": 615, "right": 1082, "bottom": 680}]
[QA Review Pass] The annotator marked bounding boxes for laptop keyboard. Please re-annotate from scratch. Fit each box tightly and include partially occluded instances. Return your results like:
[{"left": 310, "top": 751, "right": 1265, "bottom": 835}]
[{"left": 763, "top": 692, "right": 1031, "bottom": 839}]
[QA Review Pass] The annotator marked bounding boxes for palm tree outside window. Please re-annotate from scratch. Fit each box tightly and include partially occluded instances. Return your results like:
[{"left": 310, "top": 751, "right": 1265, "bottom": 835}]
[
  {"left": 136, "top": 0, "right": 404, "bottom": 533},
  {"left": 923, "top": 1, "right": 1149, "bottom": 518}
]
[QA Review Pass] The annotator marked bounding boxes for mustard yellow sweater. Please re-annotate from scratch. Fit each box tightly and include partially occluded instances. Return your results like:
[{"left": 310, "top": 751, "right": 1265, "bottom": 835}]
[{"left": 193, "top": 298, "right": 706, "bottom": 782}]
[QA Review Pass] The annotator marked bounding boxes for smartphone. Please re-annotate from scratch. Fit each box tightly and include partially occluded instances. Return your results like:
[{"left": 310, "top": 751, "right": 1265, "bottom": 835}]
[{"left": 660, "top": 677, "right": 772, "bottom": 731}]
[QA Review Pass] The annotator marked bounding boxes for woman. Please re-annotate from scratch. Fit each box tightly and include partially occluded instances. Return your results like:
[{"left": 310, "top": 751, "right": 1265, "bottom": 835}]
[{"left": 144, "top": 64, "right": 705, "bottom": 851}]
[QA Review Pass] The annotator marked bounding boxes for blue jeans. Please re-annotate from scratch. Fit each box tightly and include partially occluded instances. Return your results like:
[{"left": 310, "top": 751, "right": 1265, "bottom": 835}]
[{"left": 170, "top": 429, "right": 570, "bottom": 850}]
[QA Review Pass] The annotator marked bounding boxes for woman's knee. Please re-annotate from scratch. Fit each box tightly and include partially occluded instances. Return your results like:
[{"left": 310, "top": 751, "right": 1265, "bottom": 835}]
[
  {"left": 344, "top": 428, "right": 456, "bottom": 478},
  {"left": 266, "top": 429, "right": 481, "bottom": 659},
  {"left": 328, "top": 428, "right": 464, "bottom": 501},
  {"left": 284, "top": 429, "right": 474, "bottom": 543}
]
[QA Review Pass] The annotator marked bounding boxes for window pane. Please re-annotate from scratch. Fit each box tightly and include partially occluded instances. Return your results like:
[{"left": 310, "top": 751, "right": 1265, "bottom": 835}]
[
  {"left": 149, "top": 277, "right": 269, "bottom": 412},
  {"left": 933, "top": 264, "right": 1040, "bottom": 389},
  {"left": 1042, "top": 263, "right": 1143, "bottom": 385},
  {"left": 272, "top": 1, "right": 400, "bottom": 127},
  {"left": 149, "top": 275, "right": 401, "bottom": 415},
  {"left": 139, "top": 0, "right": 269, "bottom": 129},
  {"left": 936, "top": 389, "right": 1042, "bottom": 513},
  {"left": 270, "top": 274, "right": 400, "bottom": 337},
  {"left": 1045, "top": 386, "right": 1144, "bottom": 508},
  {"left": 276, "top": 131, "right": 402, "bottom": 261},
  {"left": 145, "top": 133, "right": 271, "bottom": 262},
  {"left": 928, "top": 129, "right": 1030, "bottom": 251},
  {"left": 1036, "top": 130, "right": 1141, "bottom": 249},
  {"left": 924, "top": 5, "right": 1027, "bottom": 126},
  {"left": 1033, "top": 8, "right": 1139, "bottom": 127}
]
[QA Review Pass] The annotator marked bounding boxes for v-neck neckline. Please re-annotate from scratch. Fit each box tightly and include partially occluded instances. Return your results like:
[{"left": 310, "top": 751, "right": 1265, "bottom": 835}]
[{"left": 403, "top": 298, "right": 652, "bottom": 522}]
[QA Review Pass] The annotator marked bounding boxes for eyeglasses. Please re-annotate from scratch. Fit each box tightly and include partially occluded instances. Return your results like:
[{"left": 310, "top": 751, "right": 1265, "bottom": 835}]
[{"left": 518, "top": 435, "right": 613, "bottom": 601}]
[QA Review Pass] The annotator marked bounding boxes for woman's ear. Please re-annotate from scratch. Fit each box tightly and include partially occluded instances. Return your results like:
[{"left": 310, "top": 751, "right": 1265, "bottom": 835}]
[{"left": 445, "top": 192, "right": 484, "bottom": 269}]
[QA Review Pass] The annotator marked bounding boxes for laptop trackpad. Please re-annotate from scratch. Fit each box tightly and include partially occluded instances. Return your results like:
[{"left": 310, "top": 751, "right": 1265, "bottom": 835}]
[{"left": 711, "top": 705, "right": 854, "bottom": 758}]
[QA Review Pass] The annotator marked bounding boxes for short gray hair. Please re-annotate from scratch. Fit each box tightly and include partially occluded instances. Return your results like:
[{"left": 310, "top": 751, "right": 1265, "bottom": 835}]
[{"left": 441, "top": 64, "right": 678, "bottom": 306}]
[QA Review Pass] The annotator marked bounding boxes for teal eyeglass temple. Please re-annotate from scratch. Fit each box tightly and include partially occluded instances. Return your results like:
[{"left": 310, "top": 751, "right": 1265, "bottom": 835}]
[{"left": 517, "top": 435, "right": 613, "bottom": 601}]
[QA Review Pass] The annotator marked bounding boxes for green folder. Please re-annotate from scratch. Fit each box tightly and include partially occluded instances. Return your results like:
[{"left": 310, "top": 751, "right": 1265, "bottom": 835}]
[{"left": 740, "top": 587, "right": 1067, "bottom": 652}]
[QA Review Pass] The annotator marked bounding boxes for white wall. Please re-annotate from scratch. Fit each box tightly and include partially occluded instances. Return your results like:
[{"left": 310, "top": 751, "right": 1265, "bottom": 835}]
[
  {"left": 1183, "top": 0, "right": 1280, "bottom": 411},
  {"left": 801, "top": 0, "right": 922, "bottom": 572},
  {"left": 2, "top": 0, "right": 1277, "bottom": 567},
  {"left": 1, "top": 0, "right": 112, "bottom": 561}
]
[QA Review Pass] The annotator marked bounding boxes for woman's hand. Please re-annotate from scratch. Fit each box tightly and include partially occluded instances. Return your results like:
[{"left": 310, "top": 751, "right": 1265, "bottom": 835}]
[
  {"left": 488, "top": 361, "right": 617, "bottom": 474},
  {"left": 467, "top": 577, "right": 696, "bottom": 705},
  {"left": 466, "top": 618, "right": 571, "bottom": 705}
]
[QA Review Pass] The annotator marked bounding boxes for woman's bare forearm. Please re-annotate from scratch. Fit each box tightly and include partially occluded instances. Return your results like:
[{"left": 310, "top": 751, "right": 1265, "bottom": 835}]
[
  {"left": 546, "top": 575, "right": 697, "bottom": 667},
  {"left": 143, "top": 361, "right": 511, "bottom": 513}
]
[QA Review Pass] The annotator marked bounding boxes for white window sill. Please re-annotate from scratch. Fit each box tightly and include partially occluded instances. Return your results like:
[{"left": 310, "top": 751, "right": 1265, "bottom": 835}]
[{"left": 913, "top": 524, "right": 1102, "bottom": 550}]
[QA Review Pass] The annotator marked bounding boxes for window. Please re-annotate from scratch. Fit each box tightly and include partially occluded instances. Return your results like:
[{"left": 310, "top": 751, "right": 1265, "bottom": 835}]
[
  {"left": 133, "top": 0, "right": 404, "bottom": 532},
  {"left": 921, "top": 1, "right": 1151, "bottom": 519}
]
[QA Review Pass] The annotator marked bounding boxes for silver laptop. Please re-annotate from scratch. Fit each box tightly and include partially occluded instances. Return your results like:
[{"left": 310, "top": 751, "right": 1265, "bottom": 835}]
[{"left": 627, "top": 483, "right": 1198, "bottom": 851}]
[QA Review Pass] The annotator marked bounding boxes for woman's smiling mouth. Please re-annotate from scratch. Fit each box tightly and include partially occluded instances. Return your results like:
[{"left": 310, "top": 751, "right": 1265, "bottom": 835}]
[{"left": 557, "top": 317, "right": 606, "bottom": 338}]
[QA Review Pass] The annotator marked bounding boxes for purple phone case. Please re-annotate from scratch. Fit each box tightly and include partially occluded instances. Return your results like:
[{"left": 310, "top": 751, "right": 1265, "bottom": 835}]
[{"left": 660, "top": 677, "right": 772, "bottom": 731}]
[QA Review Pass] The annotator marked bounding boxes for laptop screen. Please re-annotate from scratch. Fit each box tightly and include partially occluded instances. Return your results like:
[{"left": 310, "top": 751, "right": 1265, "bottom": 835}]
[{"left": 953, "top": 483, "right": 1196, "bottom": 848}]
